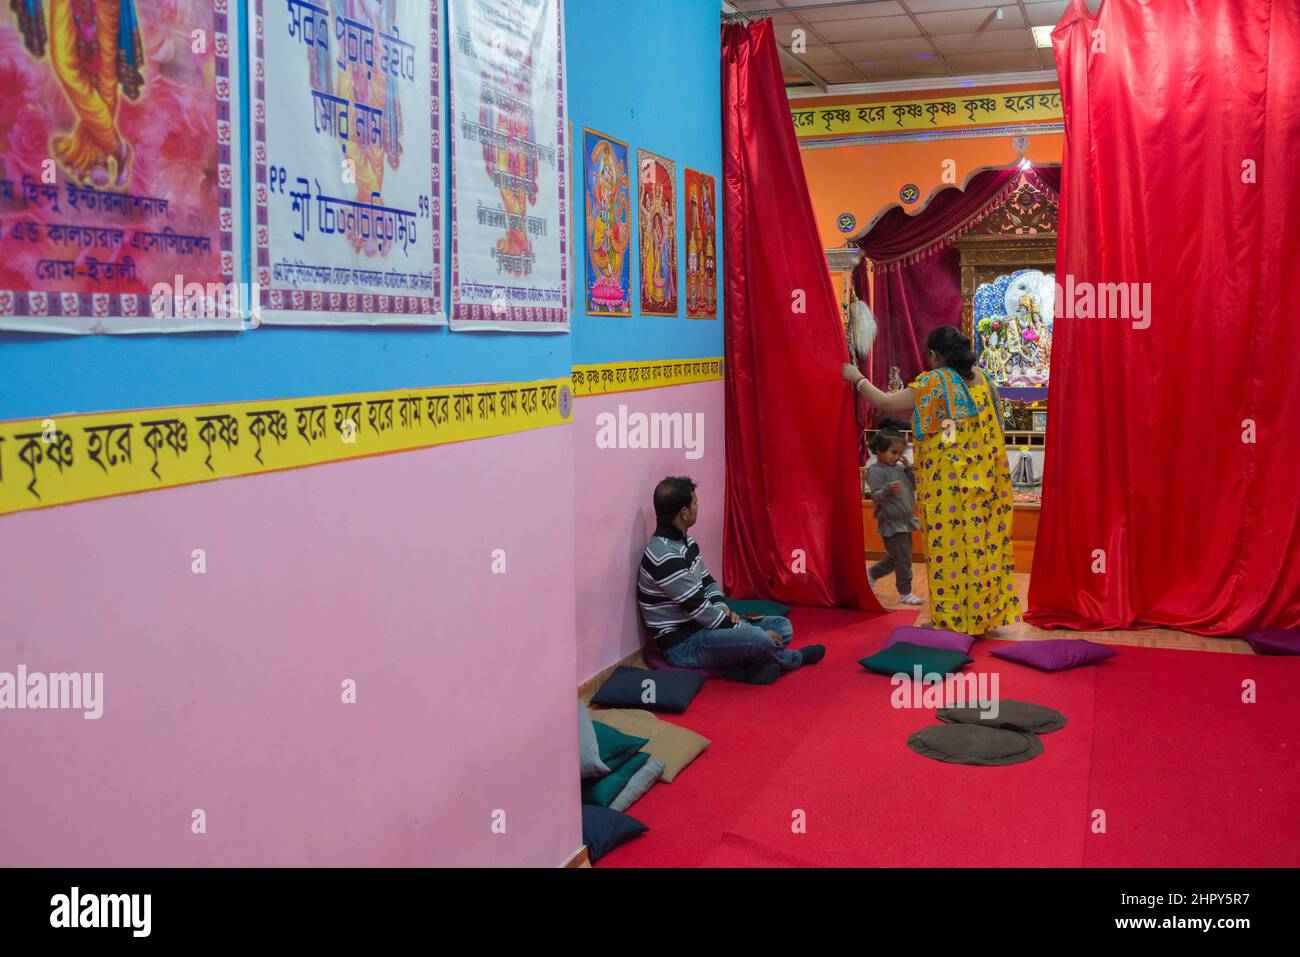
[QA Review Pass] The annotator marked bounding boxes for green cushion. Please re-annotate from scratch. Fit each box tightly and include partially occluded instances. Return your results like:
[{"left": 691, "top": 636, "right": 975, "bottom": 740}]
[
  {"left": 591, "top": 721, "right": 649, "bottom": 772},
  {"left": 724, "top": 598, "right": 792, "bottom": 618},
  {"left": 858, "top": 641, "right": 973, "bottom": 679},
  {"left": 582, "top": 752, "right": 652, "bottom": 807}
]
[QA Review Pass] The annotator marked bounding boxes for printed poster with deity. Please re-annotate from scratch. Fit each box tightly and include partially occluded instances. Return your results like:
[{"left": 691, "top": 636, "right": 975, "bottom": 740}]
[
  {"left": 447, "top": 0, "right": 568, "bottom": 331},
  {"left": 0, "top": 0, "right": 244, "bottom": 333},
  {"left": 684, "top": 168, "right": 716, "bottom": 319},
  {"left": 637, "top": 149, "right": 677, "bottom": 317},
  {"left": 254, "top": 0, "right": 443, "bottom": 325}
]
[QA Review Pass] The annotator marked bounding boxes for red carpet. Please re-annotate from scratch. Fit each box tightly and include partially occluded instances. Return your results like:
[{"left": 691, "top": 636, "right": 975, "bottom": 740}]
[{"left": 597, "top": 608, "right": 1300, "bottom": 868}]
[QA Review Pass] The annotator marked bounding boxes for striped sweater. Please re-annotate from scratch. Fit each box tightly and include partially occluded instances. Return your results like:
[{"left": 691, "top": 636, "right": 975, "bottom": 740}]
[{"left": 638, "top": 525, "right": 729, "bottom": 652}]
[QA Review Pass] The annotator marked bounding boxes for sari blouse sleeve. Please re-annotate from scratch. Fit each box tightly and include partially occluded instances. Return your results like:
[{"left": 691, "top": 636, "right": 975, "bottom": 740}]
[{"left": 909, "top": 370, "right": 948, "bottom": 439}]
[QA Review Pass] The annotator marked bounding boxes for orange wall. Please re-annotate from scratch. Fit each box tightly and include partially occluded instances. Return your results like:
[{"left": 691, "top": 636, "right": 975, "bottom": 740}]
[{"left": 795, "top": 83, "right": 1064, "bottom": 250}]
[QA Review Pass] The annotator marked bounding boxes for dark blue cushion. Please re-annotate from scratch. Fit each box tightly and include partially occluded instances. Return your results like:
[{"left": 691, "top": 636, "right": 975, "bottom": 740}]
[
  {"left": 591, "top": 666, "right": 703, "bottom": 713},
  {"left": 582, "top": 805, "right": 648, "bottom": 863}
]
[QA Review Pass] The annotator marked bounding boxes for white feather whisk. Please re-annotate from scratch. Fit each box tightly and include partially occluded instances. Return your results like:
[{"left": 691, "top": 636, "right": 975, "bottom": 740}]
[{"left": 847, "top": 296, "right": 877, "bottom": 363}]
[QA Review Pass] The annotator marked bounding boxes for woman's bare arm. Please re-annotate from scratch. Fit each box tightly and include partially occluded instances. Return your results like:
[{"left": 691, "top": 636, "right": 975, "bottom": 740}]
[{"left": 841, "top": 363, "right": 915, "bottom": 416}]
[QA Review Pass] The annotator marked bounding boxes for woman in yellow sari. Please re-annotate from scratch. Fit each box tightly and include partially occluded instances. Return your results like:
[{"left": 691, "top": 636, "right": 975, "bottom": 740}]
[{"left": 843, "top": 325, "right": 1021, "bottom": 636}]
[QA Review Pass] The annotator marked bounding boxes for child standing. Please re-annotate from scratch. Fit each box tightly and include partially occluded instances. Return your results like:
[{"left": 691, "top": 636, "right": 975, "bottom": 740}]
[{"left": 867, "top": 429, "right": 923, "bottom": 605}]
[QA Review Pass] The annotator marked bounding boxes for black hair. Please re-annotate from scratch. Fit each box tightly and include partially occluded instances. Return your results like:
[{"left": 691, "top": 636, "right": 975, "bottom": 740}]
[
  {"left": 653, "top": 476, "right": 697, "bottom": 523},
  {"left": 926, "top": 325, "right": 977, "bottom": 379},
  {"left": 869, "top": 428, "right": 907, "bottom": 455}
]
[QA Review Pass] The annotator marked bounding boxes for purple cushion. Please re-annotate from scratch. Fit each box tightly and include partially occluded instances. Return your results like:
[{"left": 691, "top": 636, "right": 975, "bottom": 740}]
[
  {"left": 884, "top": 625, "right": 974, "bottom": 654},
  {"left": 1244, "top": 629, "right": 1300, "bottom": 655},
  {"left": 991, "top": 639, "right": 1116, "bottom": 672},
  {"left": 643, "top": 650, "right": 723, "bottom": 679}
]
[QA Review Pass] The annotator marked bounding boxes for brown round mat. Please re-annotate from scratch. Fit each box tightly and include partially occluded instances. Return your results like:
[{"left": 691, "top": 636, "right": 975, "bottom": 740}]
[
  {"left": 937, "top": 699, "right": 1068, "bottom": 735},
  {"left": 907, "top": 724, "right": 1044, "bottom": 766}
]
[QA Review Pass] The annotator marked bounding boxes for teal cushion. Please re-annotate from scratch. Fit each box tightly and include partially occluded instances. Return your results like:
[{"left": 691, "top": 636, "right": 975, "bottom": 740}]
[
  {"left": 725, "top": 598, "right": 792, "bottom": 618},
  {"left": 858, "top": 641, "right": 973, "bottom": 679},
  {"left": 583, "top": 752, "right": 652, "bottom": 807},
  {"left": 590, "top": 721, "right": 649, "bottom": 772}
]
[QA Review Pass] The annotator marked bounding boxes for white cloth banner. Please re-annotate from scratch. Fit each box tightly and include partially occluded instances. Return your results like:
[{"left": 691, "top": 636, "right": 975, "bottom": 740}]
[
  {"left": 254, "top": 0, "right": 444, "bottom": 325},
  {"left": 448, "top": 0, "right": 569, "bottom": 331}
]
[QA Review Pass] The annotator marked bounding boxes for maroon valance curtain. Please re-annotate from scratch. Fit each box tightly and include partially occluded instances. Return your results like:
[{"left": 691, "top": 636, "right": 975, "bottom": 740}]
[
  {"left": 720, "top": 19, "right": 878, "bottom": 612},
  {"left": 1029, "top": 0, "right": 1300, "bottom": 635}
]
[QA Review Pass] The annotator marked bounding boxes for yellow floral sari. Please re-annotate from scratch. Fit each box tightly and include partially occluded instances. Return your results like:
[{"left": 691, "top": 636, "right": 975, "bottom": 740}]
[{"left": 910, "top": 368, "right": 1021, "bottom": 635}]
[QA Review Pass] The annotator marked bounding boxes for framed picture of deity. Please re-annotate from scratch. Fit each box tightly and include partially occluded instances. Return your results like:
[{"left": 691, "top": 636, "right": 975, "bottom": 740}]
[
  {"left": 583, "top": 129, "right": 632, "bottom": 317},
  {"left": 684, "top": 168, "right": 717, "bottom": 319},
  {"left": 636, "top": 149, "right": 678, "bottom": 317}
]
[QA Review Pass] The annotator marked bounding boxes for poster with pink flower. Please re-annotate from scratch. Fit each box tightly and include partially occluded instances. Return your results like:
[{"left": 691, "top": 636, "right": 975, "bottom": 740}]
[
  {"left": 253, "top": 0, "right": 443, "bottom": 325},
  {"left": 0, "top": 0, "right": 243, "bottom": 333}
]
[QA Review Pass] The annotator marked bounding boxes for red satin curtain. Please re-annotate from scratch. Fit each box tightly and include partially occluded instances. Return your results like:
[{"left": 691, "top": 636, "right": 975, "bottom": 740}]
[
  {"left": 720, "top": 19, "right": 878, "bottom": 611},
  {"left": 1028, "top": 0, "right": 1300, "bottom": 635}
]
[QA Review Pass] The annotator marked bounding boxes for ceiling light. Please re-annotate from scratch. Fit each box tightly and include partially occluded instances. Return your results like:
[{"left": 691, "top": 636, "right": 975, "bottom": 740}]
[
  {"left": 996, "top": 7, "right": 1004, "bottom": 20},
  {"left": 1032, "top": 26, "right": 1053, "bottom": 48}
]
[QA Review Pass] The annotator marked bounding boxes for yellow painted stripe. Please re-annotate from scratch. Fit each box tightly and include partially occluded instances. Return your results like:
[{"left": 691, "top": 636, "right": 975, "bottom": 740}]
[
  {"left": 570, "top": 358, "right": 724, "bottom": 397},
  {"left": 792, "top": 89, "right": 1062, "bottom": 139},
  {"left": 0, "top": 378, "right": 572, "bottom": 516}
]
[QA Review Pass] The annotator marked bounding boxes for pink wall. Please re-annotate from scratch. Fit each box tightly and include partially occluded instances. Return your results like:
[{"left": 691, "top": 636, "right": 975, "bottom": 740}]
[
  {"left": 573, "top": 380, "right": 725, "bottom": 683},
  {"left": 0, "top": 426, "right": 580, "bottom": 867}
]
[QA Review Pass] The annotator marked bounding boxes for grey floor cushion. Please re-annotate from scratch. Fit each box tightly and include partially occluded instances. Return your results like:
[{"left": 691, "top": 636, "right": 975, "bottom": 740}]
[
  {"left": 610, "top": 758, "right": 666, "bottom": 812},
  {"left": 936, "top": 699, "right": 1068, "bottom": 735},
  {"left": 907, "top": 724, "right": 1044, "bottom": 766}
]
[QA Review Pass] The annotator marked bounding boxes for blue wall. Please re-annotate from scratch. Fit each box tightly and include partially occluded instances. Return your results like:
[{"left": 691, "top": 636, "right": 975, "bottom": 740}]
[
  {"left": 565, "top": 0, "right": 724, "bottom": 366},
  {"left": 0, "top": 0, "right": 722, "bottom": 421}
]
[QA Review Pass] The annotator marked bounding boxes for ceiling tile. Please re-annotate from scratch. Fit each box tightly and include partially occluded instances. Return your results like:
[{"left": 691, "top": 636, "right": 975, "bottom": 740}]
[
  {"left": 773, "top": 22, "right": 816, "bottom": 47},
  {"left": 930, "top": 30, "right": 1036, "bottom": 54},
  {"left": 901, "top": 0, "right": 1006, "bottom": 12},
  {"left": 835, "top": 36, "right": 936, "bottom": 59},
  {"left": 797, "top": 45, "right": 851, "bottom": 66},
  {"left": 1023, "top": 1, "right": 1071, "bottom": 28},
  {"left": 942, "top": 49, "right": 1045, "bottom": 73},
  {"left": 854, "top": 56, "right": 953, "bottom": 81},
  {"left": 835, "top": 36, "right": 944, "bottom": 59},
  {"left": 916, "top": 7, "right": 1027, "bottom": 34},
  {"left": 800, "top": 1, "right": 908, "bottom": 20},
  {"left": 810, "top": 13, "right": 922, "bottom": 42},
  {"left": 816, "top": 62, "right": 872, "bottom": 83},
  {"left": 809, "top": 13, "right": 925, "bottom": 42}
]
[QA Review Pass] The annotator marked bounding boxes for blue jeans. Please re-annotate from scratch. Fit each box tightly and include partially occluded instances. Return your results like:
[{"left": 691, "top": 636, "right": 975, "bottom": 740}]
[{"left": 664, "top": 615, "right": 802, "bottom": 672}]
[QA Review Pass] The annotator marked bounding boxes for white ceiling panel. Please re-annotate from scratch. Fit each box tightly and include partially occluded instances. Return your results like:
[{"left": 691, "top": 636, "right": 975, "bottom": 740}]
[
  {"left": 942, "top": 49, "right": 1045, "bottom": 72},
  {"left": 916, "top": 7, "right": 1028, "bottom": 34}
]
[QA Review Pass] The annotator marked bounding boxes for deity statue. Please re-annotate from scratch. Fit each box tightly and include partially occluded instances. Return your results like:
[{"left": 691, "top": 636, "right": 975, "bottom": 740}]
[
  {"left": 974, "top": 269, "right": 1056, "bottom": 387},
  {"left": 13, "top": 0, "right": 146, "bottom": 189}
]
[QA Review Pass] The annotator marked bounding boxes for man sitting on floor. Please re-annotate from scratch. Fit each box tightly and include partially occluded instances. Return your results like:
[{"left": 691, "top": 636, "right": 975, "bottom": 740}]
[{"left": 637, "top": 476, "right": 825, "bottom": 684}]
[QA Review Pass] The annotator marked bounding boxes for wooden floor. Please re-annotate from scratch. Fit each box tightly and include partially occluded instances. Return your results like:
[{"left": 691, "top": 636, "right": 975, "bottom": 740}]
[{"left": 872, "top": 563, "right": 1253, "bottom": 655}]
